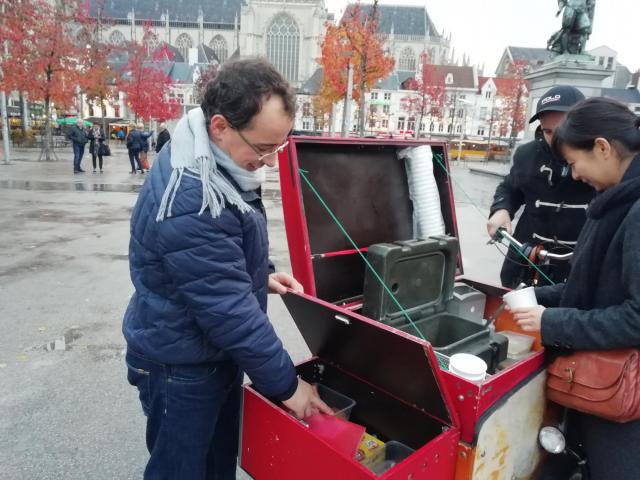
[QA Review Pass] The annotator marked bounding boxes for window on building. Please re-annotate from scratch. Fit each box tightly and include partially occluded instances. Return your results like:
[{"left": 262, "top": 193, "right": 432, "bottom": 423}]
[
  {"left": 114, "top": 105, "right": 120, "bottom": 117},
  {"left": 383, "top": 105, "right": 390, "bottom": 114},
  {"left": 302, "top": 120, "right": 311, "bottom": 130},
  {"left": 369, "top": 104, "right": 378, "bottom": 114},
  {"left": 598, "top": 56, "right": 605, "bottom": 66},
  {"left": 459, "top": 94, "right": 466, "bottom": 99},
  {"left": 430, "top": 122, "right": 435, "bottom": 132},
  {"left": 384, "top": 92, "right": 391, "bottom": 100},
  {"left": 175, "top": 33, "right": 193, "bottom": 61},
  {"left": 456, "top": 124, "right": 462, "bottom": 133},
  {"left": 108, "top": 30, "right": 126, "bottom": 46},
  {"left": 477, "top": 128, "right": 485, "bottom": 136},
  {"left": 457, "top": 109, "right": 464, "bottom": 118},
  {"left": 398, "top": 47, "right": 416, "bottom": 71},
  {"left": 449, "top": 108, "right": 455, "bottom": 118},
  {"left": 445, "top": 73, "right": 454, "bottom": 85},
  {"left": 485, "top": 90, "right": 492, "bottom": 99},
  {"left": 397, "top": 117, "right": 405, "bottom": 130},
  {"left": 382, "top": 119, "right": 388, "bottom": 128},
  {"left": 369, "top": 118, "right": 376, "bottom": 128},
  {"left": 438, "top": 124, "right": 444, "bottom": 132},
  {"left": 407, "top": 117, "right": 416, "bottom": 131},
  {"left": 267, "top": 14, "right": 300, "bottom": 82},
  {"left": 606, "top": 56, "right": 614, "bottom": 70},
  {"left": 209, "top": 35, "right": 228, "bottom": 63},
  {"left": 447, "top": 124, "right": 453, "bottom": 133},
  {"left": 370, "top": 92, "right": 379, "bottom": 100},
  {"left": 302, "top": 102, "right": 311, "bottom": 116}
]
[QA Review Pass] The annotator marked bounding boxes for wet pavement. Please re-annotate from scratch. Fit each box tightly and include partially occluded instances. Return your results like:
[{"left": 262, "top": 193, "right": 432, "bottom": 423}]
[{"left": 0, "top": 145, "right": 505, "bottom": 479}]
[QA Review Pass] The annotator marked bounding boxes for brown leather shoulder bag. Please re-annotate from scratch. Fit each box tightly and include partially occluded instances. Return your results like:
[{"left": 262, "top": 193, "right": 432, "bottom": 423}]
[{"left": 547, "top": 348, "right": 640, "bottom": 423}]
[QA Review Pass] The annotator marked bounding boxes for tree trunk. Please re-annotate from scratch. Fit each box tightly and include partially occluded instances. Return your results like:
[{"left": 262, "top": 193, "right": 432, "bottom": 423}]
[
  {"left": 43, "top": 96, "right": 53, "bottom": 162},
  {"left": 358, "top": 71, "right": 366, "bottom": 137}
]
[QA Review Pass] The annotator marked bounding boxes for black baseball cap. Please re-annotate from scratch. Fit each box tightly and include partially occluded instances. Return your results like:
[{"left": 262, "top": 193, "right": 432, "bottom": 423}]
[{"left": 529, "top": 85, "right": 585, "bottom": 123}]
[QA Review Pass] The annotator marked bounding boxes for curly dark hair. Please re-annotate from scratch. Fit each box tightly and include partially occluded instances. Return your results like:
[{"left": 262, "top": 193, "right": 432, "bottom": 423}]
[{"left": 200, "top": 57, "right": 296, "bottom": 130}]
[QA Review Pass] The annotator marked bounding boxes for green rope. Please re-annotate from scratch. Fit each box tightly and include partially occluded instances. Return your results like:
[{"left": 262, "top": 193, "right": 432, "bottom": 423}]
[
  {"left": 299, "top": 169, "right": 427, "bottom": 343},
  {"left": 432, "top": 153, "right": 556, "bottom": 286}
]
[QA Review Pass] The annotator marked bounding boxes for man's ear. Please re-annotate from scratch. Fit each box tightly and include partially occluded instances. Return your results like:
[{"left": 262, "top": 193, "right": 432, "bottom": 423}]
[{"left": 209, "top": 114, "right": 229, "bottom": 142}]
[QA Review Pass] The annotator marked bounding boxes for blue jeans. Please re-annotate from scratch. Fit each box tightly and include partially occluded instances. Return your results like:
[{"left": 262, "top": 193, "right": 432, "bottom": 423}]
[
  {"left": 126, "top": 349, "right": 242, "bottom": 480},
  {"left": 73, "top": 143, "right": 85, "bottom": 171}
]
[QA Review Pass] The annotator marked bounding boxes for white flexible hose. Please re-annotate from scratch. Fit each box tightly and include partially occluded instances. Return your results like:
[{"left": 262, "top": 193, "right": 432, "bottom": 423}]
[{"left": 398, "top": 145, "right": 446, "bottom": 238}]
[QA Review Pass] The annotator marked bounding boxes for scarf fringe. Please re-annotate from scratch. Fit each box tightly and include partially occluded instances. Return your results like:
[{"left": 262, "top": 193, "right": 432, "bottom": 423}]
[{"left": 156, "top": 155, "right": 253, "bottom": 222}]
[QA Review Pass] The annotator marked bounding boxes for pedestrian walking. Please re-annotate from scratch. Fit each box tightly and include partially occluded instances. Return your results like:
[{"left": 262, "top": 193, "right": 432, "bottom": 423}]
[
  {"left": 126, "top": 124, "right": 143, "bottom": 174},
  {"left": 155, "top": 123, "right": 170, "bottom": 154},
  {"left": 88, "top": 125, "right": 106, "bottom": 173},
  {"left": 138, "top": 124, "right": 153, "bottom": 171},
  {"left": 66, "top": 119, "right": 88, "bottom": 173}
]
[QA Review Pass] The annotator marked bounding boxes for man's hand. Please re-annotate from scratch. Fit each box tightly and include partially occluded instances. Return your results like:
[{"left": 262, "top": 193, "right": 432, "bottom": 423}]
[
  {"left": 269, "top": 272, "right": 304, "bottom": 294},
  {"left": 283, "top": 379, "right": 333, "bottom": 419},
  {"left": 511, "top": 305, "right": 546, "bottom": 332},
  {"left": 487, "top": 209, "right": 513, "bottom": 238}
]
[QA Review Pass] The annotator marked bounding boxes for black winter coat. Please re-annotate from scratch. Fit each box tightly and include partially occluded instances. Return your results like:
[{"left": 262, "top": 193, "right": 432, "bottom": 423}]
[
  {"left": 490, "top": 129, "right": 595, "bottom": 287},
  {"left": 537, "top": 155, "right": 640, "bottom": 480},
  {"left": 155, "top": 129, "right": 170, "bottom": 153}
]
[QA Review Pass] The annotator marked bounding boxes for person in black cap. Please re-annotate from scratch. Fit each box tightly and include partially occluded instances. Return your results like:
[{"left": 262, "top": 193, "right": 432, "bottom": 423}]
[{"left": 486, "top": 85, "right": 596, "bottom": 288}]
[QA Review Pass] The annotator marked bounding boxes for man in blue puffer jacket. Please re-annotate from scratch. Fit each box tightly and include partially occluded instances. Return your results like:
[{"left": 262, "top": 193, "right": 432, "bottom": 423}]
[{"left": 123, "top": 58, "right": 330, "bottom": 480}]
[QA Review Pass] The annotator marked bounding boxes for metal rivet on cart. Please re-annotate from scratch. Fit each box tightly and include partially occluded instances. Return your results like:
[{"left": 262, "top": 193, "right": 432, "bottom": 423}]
[{"left": 458, "top": 394, "right": 464, "bottom": 401}]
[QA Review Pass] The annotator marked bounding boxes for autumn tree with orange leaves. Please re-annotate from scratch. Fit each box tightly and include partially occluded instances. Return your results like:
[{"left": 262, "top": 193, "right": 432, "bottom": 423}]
[
  {"left": 496, "top": 60, "right": 528, "bottom": 144},
  {"left": 401, "top": 52, "right": 446, "bottom": 138},
  {"left": 119, "top": 24, "right": 181, "bottom": 124},
  {"left": 317, "top": 0, "right": 394, "bottom": 136},
  {"left": 78, "top": 9, "right": 119, "bottom": 135},
  {"left": 1, "top": 0, "right": 89, "bottom": 160}
]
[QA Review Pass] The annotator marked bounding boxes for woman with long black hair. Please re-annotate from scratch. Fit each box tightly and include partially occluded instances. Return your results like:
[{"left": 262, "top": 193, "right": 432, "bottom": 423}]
[{"left": 512, "top": 97, "right": 640, "bottom": 479}]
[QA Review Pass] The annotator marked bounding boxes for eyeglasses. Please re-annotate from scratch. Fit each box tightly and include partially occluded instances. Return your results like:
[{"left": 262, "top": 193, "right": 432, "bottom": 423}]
[{"left": 232, "top": 126, "right": 289, "bottom": 164}]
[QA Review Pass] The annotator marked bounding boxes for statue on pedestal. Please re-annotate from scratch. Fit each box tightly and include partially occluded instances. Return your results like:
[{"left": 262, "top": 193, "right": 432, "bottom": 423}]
[{"left": 547, "top": 0, "right": 596, "bottom": 55}]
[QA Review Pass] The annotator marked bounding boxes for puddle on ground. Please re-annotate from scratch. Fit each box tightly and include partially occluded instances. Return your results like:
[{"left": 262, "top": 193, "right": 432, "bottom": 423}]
[
  {"left": 43, "top": 327, "right": 82, "bottom": 352},
  {"left": 0, "top": 179, "right": 141, "bottom": 193}
]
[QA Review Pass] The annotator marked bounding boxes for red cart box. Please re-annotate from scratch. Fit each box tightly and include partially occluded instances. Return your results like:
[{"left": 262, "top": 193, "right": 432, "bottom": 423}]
[{"left": 242, "top": 137, "right": 550, "bottom": 479}]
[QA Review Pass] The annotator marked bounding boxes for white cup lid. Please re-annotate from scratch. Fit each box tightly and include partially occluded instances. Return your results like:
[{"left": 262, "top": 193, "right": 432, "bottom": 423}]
[{"left": 449, "top": 353, "right": 487, "bottom": 377}]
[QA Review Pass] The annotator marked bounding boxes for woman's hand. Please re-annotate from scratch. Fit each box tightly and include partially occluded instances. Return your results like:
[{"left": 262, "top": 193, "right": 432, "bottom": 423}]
[
  {"left": 511, "top": 305, "right": 546, "bottom": 332},
  {"left": 269, "top": 272, "right": 304, "bottom": 294}
]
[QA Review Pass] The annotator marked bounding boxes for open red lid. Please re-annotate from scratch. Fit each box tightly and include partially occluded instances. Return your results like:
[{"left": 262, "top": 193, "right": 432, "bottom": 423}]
[
  {"left": 279, "top": 137, "right": 461, "bottom": 305},
  {"left": 283, "top": 291, "right": 457, "bottom": 428}
]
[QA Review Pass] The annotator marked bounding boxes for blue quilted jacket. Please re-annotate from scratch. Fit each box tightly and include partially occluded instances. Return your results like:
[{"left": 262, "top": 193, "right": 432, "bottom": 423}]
[{"left": 123, "top": 146, "right": 297, "bottom": 401}]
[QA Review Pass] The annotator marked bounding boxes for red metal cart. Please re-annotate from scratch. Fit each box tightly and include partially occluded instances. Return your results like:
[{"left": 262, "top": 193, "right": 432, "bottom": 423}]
[{"left": 241, "top": 137, "right": 549, "bottom": 480}]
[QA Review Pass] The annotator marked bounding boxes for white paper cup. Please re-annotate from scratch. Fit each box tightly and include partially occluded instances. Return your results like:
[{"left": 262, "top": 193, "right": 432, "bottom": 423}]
[
  {"left": 503, "top": 286, "right": 538, "bottom": 309},
  {"left": 449, "top": 353, "right": 487, "bottom": 384}
]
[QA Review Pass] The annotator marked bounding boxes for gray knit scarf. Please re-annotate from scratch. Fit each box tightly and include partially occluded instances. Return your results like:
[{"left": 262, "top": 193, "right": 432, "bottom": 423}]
[{"left": 156, "top": 108, "right": 264, "bottom": 222}]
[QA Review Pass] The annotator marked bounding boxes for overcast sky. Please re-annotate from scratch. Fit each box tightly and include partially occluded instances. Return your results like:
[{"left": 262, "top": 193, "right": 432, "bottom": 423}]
[{"left": 324, "top": 0, "right": 639, "bottom": 75}]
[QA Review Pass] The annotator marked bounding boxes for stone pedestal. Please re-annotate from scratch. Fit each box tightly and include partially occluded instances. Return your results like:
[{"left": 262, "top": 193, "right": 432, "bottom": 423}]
[{"left": 523, "top": 54, "right": 612, "bottom": 139}]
